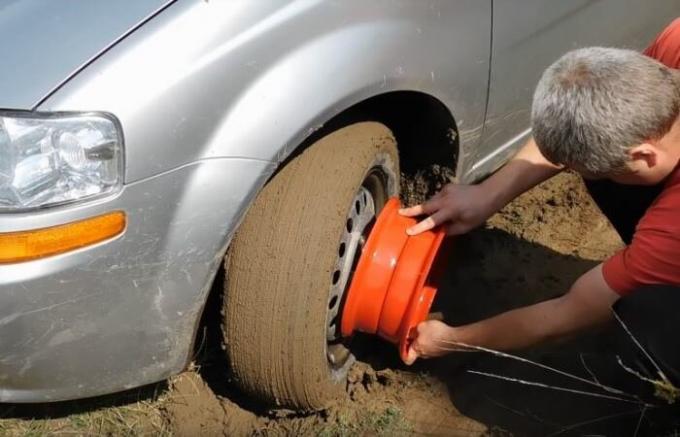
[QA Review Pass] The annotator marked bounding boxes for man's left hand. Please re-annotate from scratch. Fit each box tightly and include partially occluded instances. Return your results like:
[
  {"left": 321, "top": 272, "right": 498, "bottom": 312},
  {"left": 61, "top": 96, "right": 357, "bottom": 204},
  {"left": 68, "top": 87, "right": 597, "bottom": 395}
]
[{"left": 404, "top": 320, "right": 464, "bottom": 365}]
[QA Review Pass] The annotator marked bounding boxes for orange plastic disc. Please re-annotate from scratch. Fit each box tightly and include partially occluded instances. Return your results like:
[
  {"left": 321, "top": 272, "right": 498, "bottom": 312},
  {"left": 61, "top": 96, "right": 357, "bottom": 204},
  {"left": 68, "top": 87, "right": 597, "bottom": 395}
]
[
  {"left": 399, "top": 285, "right": 438, "bottom": 362},
  {"left": 341, "top": 195, "right": 449, "bottom": 363},
  {"left": 340, "top": 198, "right": 409, "bottom": 337},
  {"left": 397, "top": 237, "right": 451, "bottom": 362},
  {"left": 378, "top": 228, "right": 445, "bottom": 343}
]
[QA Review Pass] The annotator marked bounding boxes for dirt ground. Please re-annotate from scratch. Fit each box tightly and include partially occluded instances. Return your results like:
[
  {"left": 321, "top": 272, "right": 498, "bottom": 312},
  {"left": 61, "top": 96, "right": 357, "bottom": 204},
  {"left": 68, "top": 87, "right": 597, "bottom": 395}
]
[{"left": 1, "top": 172, "right": 677, "bottom": 436}]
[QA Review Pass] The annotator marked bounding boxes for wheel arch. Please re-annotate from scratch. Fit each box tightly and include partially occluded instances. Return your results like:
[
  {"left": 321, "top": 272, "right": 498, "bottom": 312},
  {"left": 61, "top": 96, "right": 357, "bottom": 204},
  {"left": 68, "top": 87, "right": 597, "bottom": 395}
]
[{"left": 283, "top": 90, "right": 460, "bottom": 190}]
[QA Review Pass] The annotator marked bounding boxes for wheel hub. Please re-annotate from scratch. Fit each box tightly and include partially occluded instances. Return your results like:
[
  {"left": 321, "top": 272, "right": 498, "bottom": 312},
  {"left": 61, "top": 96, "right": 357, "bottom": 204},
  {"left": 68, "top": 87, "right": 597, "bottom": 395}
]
[{"left": 326, "top": 186, "right": 376, "bottom": 342}]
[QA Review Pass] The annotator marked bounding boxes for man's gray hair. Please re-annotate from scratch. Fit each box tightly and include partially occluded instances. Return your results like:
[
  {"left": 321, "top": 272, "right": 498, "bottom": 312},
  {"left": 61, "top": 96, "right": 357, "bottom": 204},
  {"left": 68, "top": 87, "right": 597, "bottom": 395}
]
[{"left": 532, "top": 47, "right": 680, "bottom": 174}]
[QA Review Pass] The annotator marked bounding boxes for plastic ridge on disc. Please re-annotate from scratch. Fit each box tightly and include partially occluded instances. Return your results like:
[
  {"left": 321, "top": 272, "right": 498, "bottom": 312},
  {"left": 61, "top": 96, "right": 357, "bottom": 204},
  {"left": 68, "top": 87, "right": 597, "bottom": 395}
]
[
  {"left": 340, "top": 196, "right": 448, "bottom": 363},
  {"left": 340, "top": 198, "right": 408, "bottom": 337}
]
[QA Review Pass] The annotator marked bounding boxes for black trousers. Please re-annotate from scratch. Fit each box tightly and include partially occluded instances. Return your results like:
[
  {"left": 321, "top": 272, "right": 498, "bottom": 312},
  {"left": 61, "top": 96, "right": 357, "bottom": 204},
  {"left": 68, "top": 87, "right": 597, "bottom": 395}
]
[{"left": 585, "top": 179, "right": 680, "bottom": 389}]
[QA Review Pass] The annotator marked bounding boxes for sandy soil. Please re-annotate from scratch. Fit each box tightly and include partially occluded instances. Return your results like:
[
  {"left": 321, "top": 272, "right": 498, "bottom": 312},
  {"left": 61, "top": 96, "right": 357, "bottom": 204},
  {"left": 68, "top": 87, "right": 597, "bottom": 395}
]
[{"left": 164, "top": 362, "right": 485, "bottom": 436}]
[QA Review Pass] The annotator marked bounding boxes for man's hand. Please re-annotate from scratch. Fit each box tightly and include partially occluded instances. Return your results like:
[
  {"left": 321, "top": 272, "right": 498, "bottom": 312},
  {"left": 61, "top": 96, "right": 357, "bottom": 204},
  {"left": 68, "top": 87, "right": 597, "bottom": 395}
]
[
  {"left": 399, "top": 138, "right": 563, "bottom": 236},
  {"left": 404, "top": 265, "right": 619, "bottom": 365},
  {"left": 404, "top": 320, "right": 462, "bottom": 365},
  {"left": 399, "top": 183, "right": 494, "bottom": 236}
]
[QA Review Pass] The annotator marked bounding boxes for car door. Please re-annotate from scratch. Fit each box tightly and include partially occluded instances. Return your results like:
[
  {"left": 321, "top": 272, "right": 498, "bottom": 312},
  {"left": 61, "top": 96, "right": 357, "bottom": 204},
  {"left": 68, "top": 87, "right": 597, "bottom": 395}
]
[{"left": 462, "top": 0, "right": 680, "bottom": 182}]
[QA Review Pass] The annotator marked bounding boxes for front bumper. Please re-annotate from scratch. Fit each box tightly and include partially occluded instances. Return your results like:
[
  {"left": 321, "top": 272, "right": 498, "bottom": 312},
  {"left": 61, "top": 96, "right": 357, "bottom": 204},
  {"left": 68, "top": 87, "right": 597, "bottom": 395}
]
[{"left": 0, "top": 157, "right": 273, "bottom": 402}]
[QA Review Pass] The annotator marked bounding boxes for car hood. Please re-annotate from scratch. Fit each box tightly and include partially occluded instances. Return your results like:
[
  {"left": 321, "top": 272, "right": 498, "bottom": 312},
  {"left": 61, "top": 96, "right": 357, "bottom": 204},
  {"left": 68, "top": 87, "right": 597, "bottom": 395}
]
[{"left": 0, "top": 0, "right": 173, "bottom": 110}]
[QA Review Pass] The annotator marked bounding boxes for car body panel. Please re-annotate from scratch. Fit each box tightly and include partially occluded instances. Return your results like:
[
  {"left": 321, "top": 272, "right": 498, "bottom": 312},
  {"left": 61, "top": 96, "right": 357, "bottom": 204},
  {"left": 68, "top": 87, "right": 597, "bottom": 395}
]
[
  {"left": 39, "top": 0, "right": 491, "bottom": 183},
  {"left": 0, "top": 157, "right": 274, "bottom": 401},
  {"left": 0, "top": 0, "right": 172, "bottom": 110}
]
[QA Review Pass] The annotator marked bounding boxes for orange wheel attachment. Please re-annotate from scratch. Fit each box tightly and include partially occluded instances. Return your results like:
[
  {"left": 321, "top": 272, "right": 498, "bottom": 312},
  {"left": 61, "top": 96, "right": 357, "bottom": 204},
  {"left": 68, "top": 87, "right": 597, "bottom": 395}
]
[
  {"left": 340, "top": 198, "right": 408, "bottom": 337},
  {"left": 340, "top": 196, "right": 448, "bottom": 363}
]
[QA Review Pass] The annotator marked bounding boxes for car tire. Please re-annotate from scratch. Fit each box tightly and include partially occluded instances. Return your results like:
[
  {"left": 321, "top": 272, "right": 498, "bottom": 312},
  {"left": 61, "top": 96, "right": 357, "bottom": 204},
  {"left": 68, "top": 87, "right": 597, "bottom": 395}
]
[{"left": 222, "top": 122, "right": 399, "bottom": 410}]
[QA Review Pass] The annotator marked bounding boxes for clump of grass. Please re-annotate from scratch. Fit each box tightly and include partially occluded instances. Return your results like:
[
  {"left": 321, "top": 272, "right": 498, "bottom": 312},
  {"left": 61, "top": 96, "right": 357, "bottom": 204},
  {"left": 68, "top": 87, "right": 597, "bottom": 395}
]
[
  {"left": 318, "top": 406, "right": 411, "bottom": 437},
  {"left": 365, "top": 406, "right": 409, "bottom": 435},
  {"left": 317, "top": 412, "right": 353, "bottom": 437}
]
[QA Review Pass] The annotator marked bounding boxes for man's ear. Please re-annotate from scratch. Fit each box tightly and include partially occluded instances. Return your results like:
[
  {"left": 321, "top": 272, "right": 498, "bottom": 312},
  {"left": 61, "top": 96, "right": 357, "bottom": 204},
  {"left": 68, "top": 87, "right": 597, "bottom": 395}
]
[{"left": 628, "top": 143, "right": 658, "bottom": 168}]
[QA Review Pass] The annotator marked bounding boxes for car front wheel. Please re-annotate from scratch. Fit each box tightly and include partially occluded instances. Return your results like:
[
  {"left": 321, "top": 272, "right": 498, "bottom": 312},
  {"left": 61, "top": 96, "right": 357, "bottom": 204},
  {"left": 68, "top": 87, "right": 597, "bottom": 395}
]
[{"left": 222, "top": 122, "right": 399, "bottom": 409}]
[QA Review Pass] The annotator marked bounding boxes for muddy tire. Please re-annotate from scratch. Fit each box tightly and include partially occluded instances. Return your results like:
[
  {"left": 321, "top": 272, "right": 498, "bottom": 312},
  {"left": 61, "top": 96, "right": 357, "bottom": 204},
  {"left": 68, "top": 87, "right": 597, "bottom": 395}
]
[{"left": 222, "top": 122, "right": 399, "bottom": 410}]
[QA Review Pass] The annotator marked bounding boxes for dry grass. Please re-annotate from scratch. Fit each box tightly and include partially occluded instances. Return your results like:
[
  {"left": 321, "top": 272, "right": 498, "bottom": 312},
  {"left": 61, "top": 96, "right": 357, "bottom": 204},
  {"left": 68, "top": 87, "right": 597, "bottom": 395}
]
[
  {"left": 317, "top": 406, "right": 412, "bottom": 437},
  {"left": 0, "top": 385, "right": 171, "bottom": 437}
]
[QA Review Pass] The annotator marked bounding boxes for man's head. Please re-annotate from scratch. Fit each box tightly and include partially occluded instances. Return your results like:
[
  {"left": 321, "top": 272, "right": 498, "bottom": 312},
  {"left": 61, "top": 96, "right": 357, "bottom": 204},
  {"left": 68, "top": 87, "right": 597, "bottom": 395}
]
[{"left": 532, "top": 47, "right": 680, "bottom": 184}]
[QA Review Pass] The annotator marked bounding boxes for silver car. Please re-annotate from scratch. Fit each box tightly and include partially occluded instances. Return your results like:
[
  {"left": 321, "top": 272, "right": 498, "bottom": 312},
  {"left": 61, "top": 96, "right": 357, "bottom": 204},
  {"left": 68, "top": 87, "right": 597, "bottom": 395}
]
[{"left": 0, "top": 0, "right": 676, "bottom": 409}]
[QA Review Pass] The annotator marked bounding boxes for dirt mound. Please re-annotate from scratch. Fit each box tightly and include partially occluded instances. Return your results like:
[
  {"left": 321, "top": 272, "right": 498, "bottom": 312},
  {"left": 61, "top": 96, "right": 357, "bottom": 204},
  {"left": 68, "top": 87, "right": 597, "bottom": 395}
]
[
  {"left": 164, "top": 372, "right": 258, "bottom": 436},
  {"left": 400, "top": 163, "right": 455, "bottom": 206},
  {"left": 489, "top": 171, "right": 622, "bottom": 260},
  {"left": 164, "top": 361, "right": 485, "bottom": 436}
]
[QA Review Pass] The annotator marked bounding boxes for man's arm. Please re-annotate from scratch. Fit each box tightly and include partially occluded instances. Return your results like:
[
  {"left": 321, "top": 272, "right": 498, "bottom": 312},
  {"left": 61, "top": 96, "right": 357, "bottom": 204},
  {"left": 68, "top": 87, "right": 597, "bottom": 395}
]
[
  {"left": 401, "top": 137, "right": 563, "bottom": 235},
  {"left": 405, "top": 264, "right": 620, "bottom": 362},
  {"left": 481, "top": 137, "right": 564, "bottom": 218}
]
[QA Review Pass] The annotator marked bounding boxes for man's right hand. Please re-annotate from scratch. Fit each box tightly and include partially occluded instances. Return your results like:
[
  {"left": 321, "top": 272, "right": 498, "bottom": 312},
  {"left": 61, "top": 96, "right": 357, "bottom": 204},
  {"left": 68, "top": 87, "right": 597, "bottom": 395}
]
[
  {"left": 399, "top": 183, "right": 494, "bottom": 236},
  {"left": 399, "top": 138, "right": 563, "bottom": 236}
]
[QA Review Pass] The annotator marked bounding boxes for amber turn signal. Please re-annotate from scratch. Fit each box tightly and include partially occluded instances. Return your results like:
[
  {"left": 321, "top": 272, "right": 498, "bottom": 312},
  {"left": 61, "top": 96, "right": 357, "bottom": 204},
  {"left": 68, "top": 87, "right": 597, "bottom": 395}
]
[{"left": 0, "top": 211, "right": 126, "bottom": 264}]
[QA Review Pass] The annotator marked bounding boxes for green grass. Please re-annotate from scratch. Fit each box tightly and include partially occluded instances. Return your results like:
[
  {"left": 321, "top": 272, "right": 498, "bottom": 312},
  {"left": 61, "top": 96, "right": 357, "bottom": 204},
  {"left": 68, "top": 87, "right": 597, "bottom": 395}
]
[{"left": 318, "top": 406, "right": 411, "bottom": 437}]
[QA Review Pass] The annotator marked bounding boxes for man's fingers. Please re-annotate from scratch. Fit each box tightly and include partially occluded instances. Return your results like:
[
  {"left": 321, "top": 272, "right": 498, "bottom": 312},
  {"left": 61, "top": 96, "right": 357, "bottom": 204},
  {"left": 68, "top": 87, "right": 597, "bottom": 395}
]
[
  {"left": 399, "top": 197, "right": 442, "bottom": 217},
  {"left": 406, "top": 216, "right": 436, "bottom": 235},
  {"left": 446, "top": 221, "right": 472, "bottom": 236},
  {"left": 406, "top": 211, "right": 447, "bottom": 236},
  {"left": 399, "top": 204, "right": 426, "bottom": 217},
  {"left": 404, "top": 346, "right": 418, "bottom": 366}
]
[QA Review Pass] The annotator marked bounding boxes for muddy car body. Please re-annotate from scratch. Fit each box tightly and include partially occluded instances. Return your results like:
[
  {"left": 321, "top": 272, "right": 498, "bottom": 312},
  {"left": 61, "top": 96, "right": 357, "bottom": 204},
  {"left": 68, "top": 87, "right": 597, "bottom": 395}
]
[{"left": 0, "top": 0, "right": 676, "bottom": 406}]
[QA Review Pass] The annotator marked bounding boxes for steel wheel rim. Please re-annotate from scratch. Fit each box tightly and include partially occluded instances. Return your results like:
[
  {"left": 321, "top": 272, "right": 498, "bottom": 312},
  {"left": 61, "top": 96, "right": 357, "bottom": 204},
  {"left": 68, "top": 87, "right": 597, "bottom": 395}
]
[{"left": 326, "top": 168, "right": 389, "bottom": 372}]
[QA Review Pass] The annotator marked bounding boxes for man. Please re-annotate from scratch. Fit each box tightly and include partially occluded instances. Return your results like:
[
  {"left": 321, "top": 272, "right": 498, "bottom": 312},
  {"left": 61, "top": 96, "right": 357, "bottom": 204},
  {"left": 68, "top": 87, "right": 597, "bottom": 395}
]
[{"left": 401, "top": 19, "right": 680, "bottom": 390}]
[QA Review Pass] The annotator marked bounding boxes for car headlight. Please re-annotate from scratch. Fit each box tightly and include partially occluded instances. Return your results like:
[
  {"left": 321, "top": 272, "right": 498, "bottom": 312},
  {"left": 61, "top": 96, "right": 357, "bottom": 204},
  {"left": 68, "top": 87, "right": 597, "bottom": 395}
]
[{"left": 0, "top": 111, "right": 123, "bottom": 211}]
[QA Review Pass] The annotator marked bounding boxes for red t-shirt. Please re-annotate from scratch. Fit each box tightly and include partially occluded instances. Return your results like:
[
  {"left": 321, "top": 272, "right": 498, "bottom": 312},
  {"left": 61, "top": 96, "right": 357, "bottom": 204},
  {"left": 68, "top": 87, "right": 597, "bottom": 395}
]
[{"left": 602, "top": 18, "right": 680, "bottom": 295}]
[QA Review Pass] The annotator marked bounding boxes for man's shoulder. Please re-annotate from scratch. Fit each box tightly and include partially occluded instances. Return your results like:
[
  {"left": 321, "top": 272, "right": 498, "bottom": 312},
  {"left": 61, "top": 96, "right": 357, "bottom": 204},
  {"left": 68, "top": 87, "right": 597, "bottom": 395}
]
[
  {"left": 603, "top": 170, "right": 680, "bottom": 295},
  {"left": 637, "top": 169, "right": 680, "bottom": 232},
  {"left": 644, "top": 18, "right": 680, "bottom": 69}
]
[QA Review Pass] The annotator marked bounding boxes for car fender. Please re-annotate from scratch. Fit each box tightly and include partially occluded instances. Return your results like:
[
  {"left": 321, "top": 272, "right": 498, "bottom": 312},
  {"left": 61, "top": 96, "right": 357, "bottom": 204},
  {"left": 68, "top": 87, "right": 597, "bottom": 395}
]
[{"left": 39, "top": 0, "right": 491, "bottom": 183}]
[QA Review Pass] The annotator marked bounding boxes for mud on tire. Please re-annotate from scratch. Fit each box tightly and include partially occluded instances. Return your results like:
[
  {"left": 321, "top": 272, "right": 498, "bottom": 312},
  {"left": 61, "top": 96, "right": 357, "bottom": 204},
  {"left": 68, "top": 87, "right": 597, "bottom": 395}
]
[{"left": 222, "top": 122, "right": 399, "bottom": 410}]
